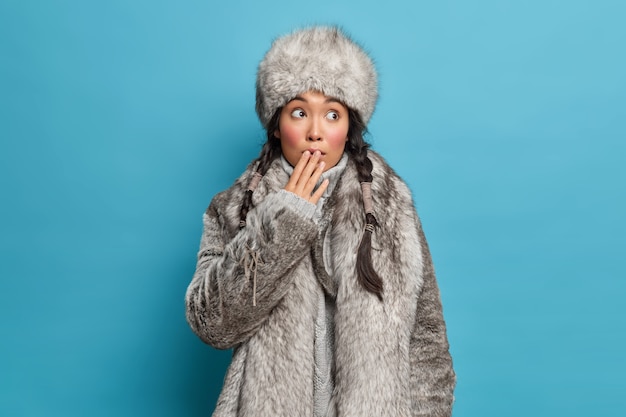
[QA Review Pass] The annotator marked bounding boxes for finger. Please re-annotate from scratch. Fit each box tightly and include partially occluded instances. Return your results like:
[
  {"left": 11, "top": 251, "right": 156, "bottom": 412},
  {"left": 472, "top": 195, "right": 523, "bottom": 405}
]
[
  {"left": 297, "top": 151, "right": 322, "bottom": 190},
  {"left": 285, "top": 151, "right": 310, "bottom": 190},
  {"left": 302, "top": 159, "right": 325, "bottom": 196},
  {"left": 309, "top": 178, "right": 329, "bottom": 204}
]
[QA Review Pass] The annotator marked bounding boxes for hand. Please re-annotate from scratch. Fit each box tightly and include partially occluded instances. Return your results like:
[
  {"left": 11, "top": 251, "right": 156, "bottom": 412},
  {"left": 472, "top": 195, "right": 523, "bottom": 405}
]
[{"left": 284, "top": 150, "right": 329, "bottom": 205}]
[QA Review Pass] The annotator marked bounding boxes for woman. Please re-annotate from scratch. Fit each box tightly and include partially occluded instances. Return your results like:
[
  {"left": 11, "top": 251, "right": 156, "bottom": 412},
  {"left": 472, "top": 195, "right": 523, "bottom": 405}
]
[{"left": 186, "top": 26, "right": 455, "bottom": 417}]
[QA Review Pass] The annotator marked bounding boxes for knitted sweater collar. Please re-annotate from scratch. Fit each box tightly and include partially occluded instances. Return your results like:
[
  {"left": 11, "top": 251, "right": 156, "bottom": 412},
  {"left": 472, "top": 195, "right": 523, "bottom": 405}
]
[{"left": 279, "top": 153, "right": 349, "bottom": 198}]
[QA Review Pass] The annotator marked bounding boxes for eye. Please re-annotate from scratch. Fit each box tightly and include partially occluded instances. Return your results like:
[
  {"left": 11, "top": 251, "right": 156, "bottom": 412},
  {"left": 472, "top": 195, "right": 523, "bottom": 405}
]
[
  {"left": 326, "top": 111, "right": 339, "bottom": 121},
  {"left": 290, "top": 109, "right": 306, "bottom": 118}
]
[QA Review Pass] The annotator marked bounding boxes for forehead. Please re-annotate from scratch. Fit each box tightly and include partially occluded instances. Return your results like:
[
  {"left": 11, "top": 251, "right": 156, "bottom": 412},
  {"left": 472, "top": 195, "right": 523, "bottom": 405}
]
[{"left": 286, "top": 90, "right": 346, "bottom": 107}]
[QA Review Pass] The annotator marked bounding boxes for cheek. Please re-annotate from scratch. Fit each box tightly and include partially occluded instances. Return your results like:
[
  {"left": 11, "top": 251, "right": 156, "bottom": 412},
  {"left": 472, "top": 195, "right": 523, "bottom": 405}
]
[
  {"left": 277, "top": 122, "right": 303, "bottom": 166},
  {"left": 279, "top": 124, "right": 301, "bottom": 146},
  {"left": 326, "top": 126, "right": 349, "bottom": 152}
]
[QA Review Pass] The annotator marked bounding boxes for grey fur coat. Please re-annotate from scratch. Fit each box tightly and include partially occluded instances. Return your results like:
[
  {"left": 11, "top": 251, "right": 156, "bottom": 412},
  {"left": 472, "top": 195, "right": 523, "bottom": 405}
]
[{"left": 186, "top": 151, "right": 455, "bottom": 416}]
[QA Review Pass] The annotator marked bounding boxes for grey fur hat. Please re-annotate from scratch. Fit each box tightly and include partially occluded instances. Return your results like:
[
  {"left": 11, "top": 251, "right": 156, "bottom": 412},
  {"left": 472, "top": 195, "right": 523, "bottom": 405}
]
[{"left": 255, "top": 26, "right": 378, "bottom": 128}]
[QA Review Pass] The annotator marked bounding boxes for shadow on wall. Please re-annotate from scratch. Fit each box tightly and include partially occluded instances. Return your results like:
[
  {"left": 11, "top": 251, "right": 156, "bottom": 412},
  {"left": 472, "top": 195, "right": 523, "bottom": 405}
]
[
  {"left": 179, "top": 334, "right": 231, "bottom": 416},
  {"left": 137, "top": 255, "right": 232, "bottom": 416},
  {"left": 155, "top": 113, "right": 262, "bottom": 415}
]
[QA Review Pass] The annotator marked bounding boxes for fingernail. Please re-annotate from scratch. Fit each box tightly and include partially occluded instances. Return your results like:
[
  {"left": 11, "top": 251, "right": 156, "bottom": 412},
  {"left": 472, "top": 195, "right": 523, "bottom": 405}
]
[
  {"left": 303, "top": 150, "right": 310, "bottom": 156},
  {"left": 314, "top": 150, "right": 321, "bottom": 157}
]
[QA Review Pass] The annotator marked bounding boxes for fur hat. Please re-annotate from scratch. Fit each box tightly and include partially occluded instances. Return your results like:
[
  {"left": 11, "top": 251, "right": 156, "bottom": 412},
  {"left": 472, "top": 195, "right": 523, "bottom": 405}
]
[{"left": 255, "top": 26, "right": 378, "bottom": 128}]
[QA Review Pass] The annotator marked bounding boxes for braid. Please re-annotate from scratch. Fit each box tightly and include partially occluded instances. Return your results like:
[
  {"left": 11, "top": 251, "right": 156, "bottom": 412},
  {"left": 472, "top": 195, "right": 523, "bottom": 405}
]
[
  {"left": 239, "top": 110, "right": 282, "bottom": 228},
  {"left": 346, "top": 109, "right": 384, "bottom": 300}
]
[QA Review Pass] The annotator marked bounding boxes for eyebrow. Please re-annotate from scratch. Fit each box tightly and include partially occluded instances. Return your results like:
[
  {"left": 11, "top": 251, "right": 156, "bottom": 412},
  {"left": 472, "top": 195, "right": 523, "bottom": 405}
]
[{"left": 292, "top": 95, "right": 343, "bottom": 104}]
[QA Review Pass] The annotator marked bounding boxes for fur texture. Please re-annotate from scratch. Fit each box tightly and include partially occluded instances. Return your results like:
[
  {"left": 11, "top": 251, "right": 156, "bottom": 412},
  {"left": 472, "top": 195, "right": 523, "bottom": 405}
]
[
  {"left": 186, "top": 151, "right": 455, "bottom": 416},
  {"left": 256, "top": 26, "right": 378, "bottom": 127}
]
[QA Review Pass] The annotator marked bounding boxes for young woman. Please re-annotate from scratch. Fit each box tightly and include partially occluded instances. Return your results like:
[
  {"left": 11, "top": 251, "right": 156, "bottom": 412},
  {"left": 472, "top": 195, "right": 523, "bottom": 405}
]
[{"left": 186, "top": 26, "right": 456, "bottom": 417}]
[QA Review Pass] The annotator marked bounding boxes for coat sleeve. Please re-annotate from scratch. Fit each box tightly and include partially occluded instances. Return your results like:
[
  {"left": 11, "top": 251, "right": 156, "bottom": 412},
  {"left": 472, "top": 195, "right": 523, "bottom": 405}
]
[
  {"left": 409, "top": 222, "right": 456, "bottom": 417},
  {"left": 185, "top": 190, "right": 318, "bottom": 350}
]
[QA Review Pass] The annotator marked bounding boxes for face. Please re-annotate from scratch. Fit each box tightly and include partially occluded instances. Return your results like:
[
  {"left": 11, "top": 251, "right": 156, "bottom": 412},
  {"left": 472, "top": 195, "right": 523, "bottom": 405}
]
[{"left": 274, "top": 90, "right": 349, "bottom": 171}]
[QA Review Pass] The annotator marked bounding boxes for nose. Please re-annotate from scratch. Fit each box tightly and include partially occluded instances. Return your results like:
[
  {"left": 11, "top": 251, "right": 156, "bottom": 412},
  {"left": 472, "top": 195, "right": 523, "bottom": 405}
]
[{"left": 307, "top": 118, "right": 322, "bottom": 141}]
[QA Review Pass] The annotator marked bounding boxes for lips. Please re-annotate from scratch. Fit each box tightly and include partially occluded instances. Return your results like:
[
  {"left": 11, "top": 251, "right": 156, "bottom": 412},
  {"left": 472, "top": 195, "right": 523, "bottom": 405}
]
[{"left": 306, "top": 148, "right": 326, "bottom": 155}]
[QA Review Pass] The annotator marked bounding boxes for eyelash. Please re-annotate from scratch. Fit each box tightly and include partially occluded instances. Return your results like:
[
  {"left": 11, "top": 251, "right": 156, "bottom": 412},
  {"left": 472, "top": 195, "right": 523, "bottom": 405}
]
[
  {"left": 290, "top": 108, "right": 340, "bottom": 120},
  {"left": 326, "top": 111, "right": 339, "bottom": 120},
  {"left": 291, "top": 109, "right": 306, "bottom": 118}
]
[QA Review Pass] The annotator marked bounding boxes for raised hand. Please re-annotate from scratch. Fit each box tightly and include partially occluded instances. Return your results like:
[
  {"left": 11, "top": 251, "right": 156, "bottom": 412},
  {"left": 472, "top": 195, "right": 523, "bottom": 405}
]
[{"left": 284, "top": 150, "right": 329, "bottom": 205}]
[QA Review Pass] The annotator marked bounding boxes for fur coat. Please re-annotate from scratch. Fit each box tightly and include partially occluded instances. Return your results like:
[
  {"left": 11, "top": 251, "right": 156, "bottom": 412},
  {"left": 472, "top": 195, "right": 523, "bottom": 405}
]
[{"left": 185, "top": 151, "right": 455, "bottom": 417}]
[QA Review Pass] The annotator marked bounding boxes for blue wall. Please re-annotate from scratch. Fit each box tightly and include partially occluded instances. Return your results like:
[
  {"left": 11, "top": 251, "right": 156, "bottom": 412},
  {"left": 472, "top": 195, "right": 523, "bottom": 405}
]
[{"left": 1, "top": 1, "right": 624, "bottom": 416}]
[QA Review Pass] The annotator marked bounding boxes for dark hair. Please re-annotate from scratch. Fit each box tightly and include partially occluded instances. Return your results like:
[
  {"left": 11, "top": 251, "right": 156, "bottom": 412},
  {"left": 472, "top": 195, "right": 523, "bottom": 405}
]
[
  {"left": 238, "top": 110, "right": 282, "bottom": 226},
  {"left": 239, "top": 107, "right": 383, "bottom": 300},
  {"left": 344, "top": 108, "right": 383, "bottom": 300}
]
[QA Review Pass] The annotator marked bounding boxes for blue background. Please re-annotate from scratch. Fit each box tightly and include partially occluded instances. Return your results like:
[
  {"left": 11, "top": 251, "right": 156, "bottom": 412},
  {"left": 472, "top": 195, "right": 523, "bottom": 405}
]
[{"left": 1, "top": 0, "right": 625, "bottom": 416}]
